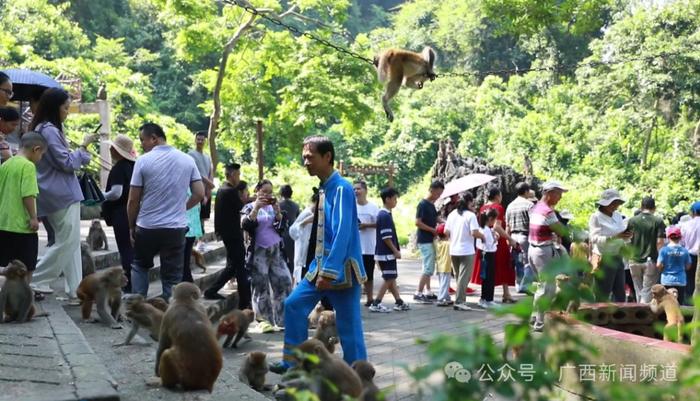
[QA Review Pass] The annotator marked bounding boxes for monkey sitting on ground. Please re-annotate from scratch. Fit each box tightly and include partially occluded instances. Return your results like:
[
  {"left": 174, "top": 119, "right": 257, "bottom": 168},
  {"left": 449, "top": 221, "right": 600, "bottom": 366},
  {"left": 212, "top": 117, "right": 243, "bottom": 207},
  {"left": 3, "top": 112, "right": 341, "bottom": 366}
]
[
  {"left": 86, "top": 219, "right": 109, "bottom": 251},
  {"left": 80, "top": 242, "right": 96, "bottom": 277},
  {"left": 292, "top": 338, "right": 363, "bottom": 401},
  {"left": 76, "top": 266, "right": 127, "bottom": 329},
  {"left": 191, "top": 248, "right": 207, "bottom": 272},
  {"left": 650, "top": 284, "right": 684, "bottom": 343},
  {"left": 206, "top": 291, "right": 240, "bottom": 324},
  {"left": 155, "top": 282, "right": 222, "bottom": 392},
  {"left": 217, "top": 308, "right": 255, "bottom": 348},
  {"left": 308, "top": 302, "right": 324, "bottom": 329},
  {"left": 352, "top": 360, "right": 380, "bottom": 401},
  {"left": 374, "top": 46, "right": 437, "bottom": 122},
  {"left": 239, "top": 351, "right": 271, "bottom": 391},
  {"left": 115, "top": 294, "right": 164, "bottom": 345},
  {"left": 313, "top": 310, "right": 339, "bottom": 353},
  {"left": 0, "top": 260, "right": 36, "bottom": 323}
]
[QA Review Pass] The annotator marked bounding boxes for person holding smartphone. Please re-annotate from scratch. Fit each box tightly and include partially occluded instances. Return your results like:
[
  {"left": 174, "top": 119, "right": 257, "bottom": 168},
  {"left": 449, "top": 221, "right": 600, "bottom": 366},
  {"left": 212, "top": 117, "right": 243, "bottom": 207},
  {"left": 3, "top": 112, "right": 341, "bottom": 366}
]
[{"left": 241, "top": 179, "right": 293, "bottom": 333}]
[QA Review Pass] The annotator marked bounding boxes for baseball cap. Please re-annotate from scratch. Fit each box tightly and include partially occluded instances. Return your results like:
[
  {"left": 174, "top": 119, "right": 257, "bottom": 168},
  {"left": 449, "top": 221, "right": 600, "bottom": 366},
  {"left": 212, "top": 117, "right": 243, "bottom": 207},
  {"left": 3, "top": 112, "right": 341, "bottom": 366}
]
[
  {"left": 691, "top": 201, "right": 700, "bottom": 214},
  {"left": 666, "top": 226, "right": 682, "bottom": 239},
  {"left": 542, "top": 181, "right": 568, "bottom": 193}
]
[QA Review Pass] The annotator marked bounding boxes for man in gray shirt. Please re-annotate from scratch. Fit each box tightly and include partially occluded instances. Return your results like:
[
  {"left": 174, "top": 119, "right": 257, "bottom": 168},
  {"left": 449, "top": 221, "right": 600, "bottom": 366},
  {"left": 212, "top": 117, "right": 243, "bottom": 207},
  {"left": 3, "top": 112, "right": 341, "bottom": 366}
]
[
  {"left": 127, "top": 123, "right": 204, "bottom": 300},
  {"left": 188, "top": 131, "right": 215, "bottom": 246}
]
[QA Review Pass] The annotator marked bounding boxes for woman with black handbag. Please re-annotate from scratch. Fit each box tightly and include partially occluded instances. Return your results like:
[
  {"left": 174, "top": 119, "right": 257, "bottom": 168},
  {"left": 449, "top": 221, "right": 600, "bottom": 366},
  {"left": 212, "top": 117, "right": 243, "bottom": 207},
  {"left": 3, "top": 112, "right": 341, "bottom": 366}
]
[
  {"left": 29, "top": 88, "right": 97, "bottom": 302},
  {"left": 101, "top": 134, "right": 137, "bottom": 292}
]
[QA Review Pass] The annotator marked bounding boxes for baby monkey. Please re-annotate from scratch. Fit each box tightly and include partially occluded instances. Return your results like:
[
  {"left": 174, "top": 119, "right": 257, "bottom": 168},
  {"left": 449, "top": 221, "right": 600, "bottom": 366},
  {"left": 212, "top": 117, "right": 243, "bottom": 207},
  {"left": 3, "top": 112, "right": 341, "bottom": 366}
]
[
  {"left": 86, "top": 219, "right": 109, "bottom": 251},
  {"left": 239, "top": 351, "right": 271, "bottom": 391},
  {"left": 650, "top": 284, "right": 684, "bottom": 343},
  {"left": 0, "top": 260, "right": 36, "bottom": 323},
  {"left": 217, "top": 308, "right": 255, "bottom": 348}
]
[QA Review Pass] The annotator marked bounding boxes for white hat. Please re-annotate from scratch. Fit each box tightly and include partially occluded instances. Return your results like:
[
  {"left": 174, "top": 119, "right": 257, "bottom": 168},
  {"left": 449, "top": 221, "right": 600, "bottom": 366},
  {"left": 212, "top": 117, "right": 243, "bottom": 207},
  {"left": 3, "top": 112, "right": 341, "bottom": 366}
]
[
  {"left": 103, "top": 134, "right": 137, "bottom": 162},
  {"left": 597, "top": 189, "right": 626, "bottom": 207},
  {"left": 542, "top": 181, "right": 568, "bottom": 193},
  {"left": 559, "top": 209, "right": 574, "bottom": 220}
]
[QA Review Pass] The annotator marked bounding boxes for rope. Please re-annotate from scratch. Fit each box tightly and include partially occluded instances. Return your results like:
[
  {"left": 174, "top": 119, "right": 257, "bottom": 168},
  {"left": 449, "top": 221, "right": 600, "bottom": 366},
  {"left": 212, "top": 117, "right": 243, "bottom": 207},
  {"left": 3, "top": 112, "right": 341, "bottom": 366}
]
[{"left": 221, "top": 0, "right": 698, "bottom": 80}]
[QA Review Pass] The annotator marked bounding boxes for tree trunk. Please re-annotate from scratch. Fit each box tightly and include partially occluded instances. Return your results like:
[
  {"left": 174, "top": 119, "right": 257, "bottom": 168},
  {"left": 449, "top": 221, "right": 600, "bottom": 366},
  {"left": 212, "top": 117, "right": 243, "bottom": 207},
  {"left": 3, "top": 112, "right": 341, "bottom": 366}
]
[{"left": 207, "top": 13, "right": 257, "bottom": 173}]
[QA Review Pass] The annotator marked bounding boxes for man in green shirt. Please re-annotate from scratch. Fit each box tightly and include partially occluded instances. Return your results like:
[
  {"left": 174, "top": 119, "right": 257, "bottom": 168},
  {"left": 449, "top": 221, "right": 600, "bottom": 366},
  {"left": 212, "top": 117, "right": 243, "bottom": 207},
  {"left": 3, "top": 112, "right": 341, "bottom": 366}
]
[
  {"left": 0, "top": 132, "right": 46, "bottom": 282},
  {"left": 627, "top": 197, "right": 666, "bottom": 303}
]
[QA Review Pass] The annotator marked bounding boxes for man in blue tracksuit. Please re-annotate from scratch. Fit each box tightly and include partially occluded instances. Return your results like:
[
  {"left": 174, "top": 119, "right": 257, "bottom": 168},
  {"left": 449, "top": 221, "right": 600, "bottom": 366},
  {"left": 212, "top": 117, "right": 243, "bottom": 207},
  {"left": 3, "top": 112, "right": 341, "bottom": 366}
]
[{"left": 270, "top": 135, "right": 367, "bottom": 373}]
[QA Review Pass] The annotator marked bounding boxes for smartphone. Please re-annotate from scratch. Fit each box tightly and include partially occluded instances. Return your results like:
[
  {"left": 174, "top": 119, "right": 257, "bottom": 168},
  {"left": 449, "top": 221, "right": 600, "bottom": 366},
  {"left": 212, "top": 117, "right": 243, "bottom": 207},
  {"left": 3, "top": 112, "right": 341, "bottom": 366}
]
[{"left": 267, "top": 196, "right": 276, "bottom": 205}]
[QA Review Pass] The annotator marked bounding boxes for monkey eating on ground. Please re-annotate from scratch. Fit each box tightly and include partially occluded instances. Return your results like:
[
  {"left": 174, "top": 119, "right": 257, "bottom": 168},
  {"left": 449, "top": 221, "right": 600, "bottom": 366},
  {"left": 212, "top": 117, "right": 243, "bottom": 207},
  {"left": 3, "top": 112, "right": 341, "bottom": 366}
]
[
  {"left": 650, "top": 284, "right": 684, "bottom": 343},
  {"left": 115, "top": 294, "right": 164, "bottom": 345},
  {"left": 80, "top": 242, "right": 96, "bottom": 277},
  {"left": 374, "top": 46, "right": 437, "bottom": 122},
  {"left": 313, "top": 310, "right": 339, "bottom": 353},
  {"left": 308, "top": 302, "right": 324, "bottom": 329},
  {"left": 352, "top": 360, "right": 380, "bottom": 401},
  {"left": 86, "top": 219, "right": 109, "bottom": 251},
  {"left": 239, "top": 351, "right": 271, "bottom": 391},
  {"left": 206, "top": 291, "right": 240, "bottom": 324},
  {"left": 217, "top": 308, "right": 255, "bottom": 348},
  {"left": 292, "top": 338, "right": 363, "bottom": 401},
  {"left": 155, "top": 282, "right": 222, "bottom": 392},
  {"left": 76, "top": 266, "right": 127, "bottom": 329},
  {"left": 0, "top": 260, "right": 36, "bottom": 323}
]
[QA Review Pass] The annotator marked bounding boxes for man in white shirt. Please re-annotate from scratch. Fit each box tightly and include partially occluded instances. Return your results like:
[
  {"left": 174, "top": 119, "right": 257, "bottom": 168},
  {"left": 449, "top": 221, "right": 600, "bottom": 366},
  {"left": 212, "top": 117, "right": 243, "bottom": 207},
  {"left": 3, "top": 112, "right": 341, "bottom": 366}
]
[
  {"left": 128, "top": 123, "right": 204, "bottom": 300},
  {"left": 681, "top": 201, "right": 700, "bottom": 300},
  {"left": 354, "top": 180, "right": 379, "bottom": 306},
  {"left": 506, "top": 182, "right": 535, "bottom": 293}
]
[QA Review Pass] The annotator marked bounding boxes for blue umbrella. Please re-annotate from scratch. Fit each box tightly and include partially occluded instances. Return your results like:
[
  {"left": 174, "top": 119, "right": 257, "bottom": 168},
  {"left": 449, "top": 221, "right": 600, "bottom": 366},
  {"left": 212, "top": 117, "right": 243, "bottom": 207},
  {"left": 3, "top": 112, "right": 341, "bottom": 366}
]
[{"left": 1, "top": 68, "right": 63, "bottom": 101}]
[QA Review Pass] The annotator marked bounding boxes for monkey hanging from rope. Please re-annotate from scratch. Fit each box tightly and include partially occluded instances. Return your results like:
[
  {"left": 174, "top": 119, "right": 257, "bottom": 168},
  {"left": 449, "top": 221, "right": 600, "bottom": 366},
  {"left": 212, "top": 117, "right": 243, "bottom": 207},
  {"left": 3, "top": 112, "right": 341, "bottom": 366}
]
[{"left": 374, "top": 46, "right": 437, "bottom": 122}]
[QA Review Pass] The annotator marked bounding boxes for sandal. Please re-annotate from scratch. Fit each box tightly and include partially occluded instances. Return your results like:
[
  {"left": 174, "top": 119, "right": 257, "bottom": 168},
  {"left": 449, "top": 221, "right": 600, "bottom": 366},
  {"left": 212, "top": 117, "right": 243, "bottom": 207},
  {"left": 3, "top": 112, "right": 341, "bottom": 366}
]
[{"left": 502, "top": 297, "right": 517, "bottom": 304}]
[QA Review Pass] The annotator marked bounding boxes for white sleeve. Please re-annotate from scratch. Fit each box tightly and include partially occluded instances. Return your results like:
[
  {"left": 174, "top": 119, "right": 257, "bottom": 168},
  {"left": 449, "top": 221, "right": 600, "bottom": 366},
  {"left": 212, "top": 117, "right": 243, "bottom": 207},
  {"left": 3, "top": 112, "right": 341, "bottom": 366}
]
[{"left": 103, "top": 184, "right": 123, "bottom": 201}]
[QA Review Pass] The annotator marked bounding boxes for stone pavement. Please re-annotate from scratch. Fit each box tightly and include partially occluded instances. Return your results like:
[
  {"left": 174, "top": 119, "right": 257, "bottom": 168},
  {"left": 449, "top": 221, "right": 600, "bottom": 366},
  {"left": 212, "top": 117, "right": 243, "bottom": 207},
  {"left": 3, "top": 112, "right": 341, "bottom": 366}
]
[{"left": 5, "top": 235, "right": 524, "bottom": 401}]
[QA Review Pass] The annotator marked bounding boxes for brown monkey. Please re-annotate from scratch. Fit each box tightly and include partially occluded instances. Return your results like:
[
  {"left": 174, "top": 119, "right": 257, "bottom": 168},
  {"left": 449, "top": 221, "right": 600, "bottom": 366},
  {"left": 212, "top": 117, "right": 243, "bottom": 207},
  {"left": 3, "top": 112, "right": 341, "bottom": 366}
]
[
  {"left": 86, "top": 219, "right": 109, "bottom": 251},
  {"left": 191, "top": 248, "right": 207, "bottom": 272},
  {"left": 650, "top": 284, "right": 684, "bottom": 343},
  {"left": 146, "top": 297, "right": 168, "bottom": 312},
  {"left": 0, "top": 260, "right": 36, "bottom": 323},
  {"left": 76, "top": 266, "right": 127, "bottom": 329},
  {"left": 116, "top": 294, "right": 164, "bottom": 345},
  {"left": 668, "top": 288, "right": 679, "bottom": 299},
  {"left": 206, "top": 291, "right": 240, "bottom": 324},
  {"left": 308, "top": 302, "right": 324, "bottom": 329},
  {"left": 352, "top": 360, "right": 380, "bottom": 401},
  {"left": 217, "top": 308, "right": 255, "bottom": 348},
  {"left": 374, "top": 46, "right": 437, "bottom": 122},
  {"left": 80, "top": 242, "right": 96, "bottom": 277},
  {"left": 156, "top": 282, "right": 222, "bottom": 392},
  {"left": 313, "top": 310, "right": 339, "bottom": 353},
  {"left": 238, "top": 351, "right": 269, "bottom": 391},
  {"left": 295, "top": 338, "right": 363, "bottom": 401}
]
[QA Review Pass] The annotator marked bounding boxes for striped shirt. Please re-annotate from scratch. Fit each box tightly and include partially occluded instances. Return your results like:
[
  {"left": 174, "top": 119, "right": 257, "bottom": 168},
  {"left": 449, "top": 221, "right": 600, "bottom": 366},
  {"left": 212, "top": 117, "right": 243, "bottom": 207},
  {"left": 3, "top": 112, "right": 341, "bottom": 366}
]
[
  {"left": 375, "top": 208, "right": 399, "bottom": 261},
  {"left": 528, "top": 201, "right": 559, "bottom": 246},
  {"left": 506, "top": 196, "right": 534, "bottom": 234}
]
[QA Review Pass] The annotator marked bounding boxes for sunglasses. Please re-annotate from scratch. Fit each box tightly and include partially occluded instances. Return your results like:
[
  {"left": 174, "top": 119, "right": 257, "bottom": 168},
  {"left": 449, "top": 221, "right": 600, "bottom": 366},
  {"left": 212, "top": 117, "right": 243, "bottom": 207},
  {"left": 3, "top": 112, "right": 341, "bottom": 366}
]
[{"left": 0, "top": 88, "right": 13, "bottom": 98}]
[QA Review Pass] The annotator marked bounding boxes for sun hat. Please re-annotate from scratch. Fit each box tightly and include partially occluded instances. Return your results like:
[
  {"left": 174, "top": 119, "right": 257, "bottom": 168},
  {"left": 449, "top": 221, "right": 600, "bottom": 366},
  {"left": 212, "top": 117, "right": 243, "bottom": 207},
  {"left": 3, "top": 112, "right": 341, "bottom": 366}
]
[
  {"left": 542, "top": 181, "right": 568, "bottom": 193},
  {"left": 559, "top": 210, "right": 574, "bottom": 221},
  {"left": 596, "top": 189, "right": 626, "bottom": 207},
  {"left": 104, "top": 134, "right": 137, "bottom": 162}
]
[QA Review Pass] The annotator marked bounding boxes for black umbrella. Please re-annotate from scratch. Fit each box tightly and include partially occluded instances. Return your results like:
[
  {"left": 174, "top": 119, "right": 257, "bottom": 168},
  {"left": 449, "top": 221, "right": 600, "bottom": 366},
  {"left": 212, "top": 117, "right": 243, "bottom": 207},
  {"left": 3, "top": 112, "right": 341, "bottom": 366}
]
[{"left": 1, "top": 68, "right": 63, "bottom": 101}]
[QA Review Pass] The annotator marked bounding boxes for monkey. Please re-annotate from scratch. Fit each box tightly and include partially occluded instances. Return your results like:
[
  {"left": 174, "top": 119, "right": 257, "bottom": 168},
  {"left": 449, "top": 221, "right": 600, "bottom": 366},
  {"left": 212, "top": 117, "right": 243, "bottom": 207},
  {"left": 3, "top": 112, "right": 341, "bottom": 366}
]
[
  {"left": 313, "top": 311, "right": 339, "bottom": 353},
  {"left": 293, "top": 338, "right": 363, "bottom": 401},
  {"left": 668, "top": 288, "right": 679, "bottom": 299},
  {"left": 76, "top": 266, "right": 127, "bottom": 329},
  {"left": 206, "top": 291, "right": 240, "bottom": 324},
  {"left": 86, "top": 219, "right": 109, "bottom": 251},
  {"left": 146, "top": 297, "right": 168, "bottom": 312},
  {"left": 374, "top": 46, "right": 437, "bottom": 122},
  {"left": 308, "top": 302, "right": 324, "bottom": 329},
  {"left": 191, "top": 248, "right": 207, "bottom": 272},
  {"left": 352, "top": 360, "right": 380, "bottom": 401},
  {"left": 239, "top": 351, "right": 270, "bottom": 391},
  {"left": 217, "top": 308, "right": 255, "bottom": 348},
  {"left": 115, "top": 294, "right": 164, "bottom": 346},
  {"left": 0, "top": 260, "right": 36, "bottom": 323},
  {"left": 80, "top": 242, "right": 96, "bottom": 277},
  {"left": 155, "top": 282, "right": 222, "bottom": 392},
  {"left": 650, "top": 284, "right": 684, "bottom": 343}
]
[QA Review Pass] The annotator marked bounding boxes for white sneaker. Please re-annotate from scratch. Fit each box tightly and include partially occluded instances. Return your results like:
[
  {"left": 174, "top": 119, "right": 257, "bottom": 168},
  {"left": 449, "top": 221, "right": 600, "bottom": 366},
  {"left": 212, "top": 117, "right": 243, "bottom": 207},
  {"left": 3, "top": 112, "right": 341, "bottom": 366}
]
[
  {"left": 478, "top": 299, "right": 491, "bottom": 309},
  {"left": 487, "top": 301, "right": 498, "bottom": 308},
  {"left": 31, "top": 284, "right": 54, "bottom": 294},
  {"left": 196, "top": 242, "right": 206, "bottom": 252},
  {"left": 453, "top": 303, "right": 473, "bottom": 311},
  {"left": 369, "top": 303, "right": 391, "bottom": 313}
]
